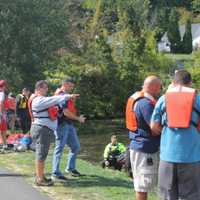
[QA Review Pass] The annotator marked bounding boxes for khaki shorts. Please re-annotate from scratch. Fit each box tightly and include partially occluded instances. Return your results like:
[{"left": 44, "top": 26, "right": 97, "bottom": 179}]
[{"left": 130, "top": 149, "right": 159, "bottom": 193}]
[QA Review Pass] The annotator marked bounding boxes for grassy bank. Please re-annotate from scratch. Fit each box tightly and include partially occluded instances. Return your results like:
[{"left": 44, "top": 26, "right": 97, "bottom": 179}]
[
  {"left": 0, "top": 148, "right": 158, "bottom": 200},
  {"left": 164, "top": 53, "right": 193, "bottom": 62}
]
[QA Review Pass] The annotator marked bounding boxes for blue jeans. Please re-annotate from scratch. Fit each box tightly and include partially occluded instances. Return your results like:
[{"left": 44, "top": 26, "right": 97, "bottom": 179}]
[{"left": 52, "top": 123, "right": 80, "bottom": 176}]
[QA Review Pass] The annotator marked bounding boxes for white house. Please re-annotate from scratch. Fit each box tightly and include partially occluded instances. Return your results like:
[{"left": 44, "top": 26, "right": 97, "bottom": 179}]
[{"left": 158, "top": 23, "right": 200, "bottom": 52}]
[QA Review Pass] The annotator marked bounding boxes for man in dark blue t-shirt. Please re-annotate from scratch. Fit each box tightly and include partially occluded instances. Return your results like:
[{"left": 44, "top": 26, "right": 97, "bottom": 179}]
[
  {"left": 127, "top": 76, "right": 161, "bottom": 200},
  {"left": 51, "top": 78, "right": 86, "bottom": 181},
  {"left": 129, "top": 97, "right": 160, "bottom": 153}
]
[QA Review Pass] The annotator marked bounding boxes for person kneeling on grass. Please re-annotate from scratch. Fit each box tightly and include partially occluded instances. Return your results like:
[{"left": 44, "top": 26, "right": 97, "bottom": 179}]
[
  {"left": 102, "top": 135, "right": 126, "bottom": 170},
  {"left": 29, "top": 80, "right": 79, "bottom": 187}
]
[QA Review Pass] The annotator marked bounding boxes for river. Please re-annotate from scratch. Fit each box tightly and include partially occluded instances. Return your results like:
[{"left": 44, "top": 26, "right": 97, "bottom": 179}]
[{"left": 77, "top": 119, "right": 129, "bottom": 164}]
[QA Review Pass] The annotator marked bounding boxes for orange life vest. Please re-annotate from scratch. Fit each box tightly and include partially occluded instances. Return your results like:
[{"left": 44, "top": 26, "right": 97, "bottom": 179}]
[
  {"left": 28, "top": 94, "right": 58, "bottom": 121},
  {"left": 125, "top": 91, "right": 156, "bottom": 132},
  {"left": 7, "top": 97, "right": 15, "bottom": 111},
  {"left": 3, "top": 97, "right": 9, "bottom": 111},
  {"left": 165, "top": 86, "right": 200, "bottom": 129},
  {"left": 55, "top": 88, "right": 77, "bottom": 114}
]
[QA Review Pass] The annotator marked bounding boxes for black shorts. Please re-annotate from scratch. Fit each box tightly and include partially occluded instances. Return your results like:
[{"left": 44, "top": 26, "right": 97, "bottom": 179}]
[{"left": 159, "top": 160, "right": 200, "bottom": 200}]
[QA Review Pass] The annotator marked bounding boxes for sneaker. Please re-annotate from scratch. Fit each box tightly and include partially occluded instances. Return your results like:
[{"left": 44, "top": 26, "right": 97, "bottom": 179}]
[
  {"left": 2, "top": 144, "right": 9, "bottom": 150},
  {"left": 35, "top": 177, "right": 54, "bottom": 186},
  {"left": 51, "top": 175, "right": 68, "bottom": 182},
  {"left": 65, "top": 169, "right": 81, "bottom": 177},
  {"left": 43, "top": 176, "right": 52, "bottom": 182}
]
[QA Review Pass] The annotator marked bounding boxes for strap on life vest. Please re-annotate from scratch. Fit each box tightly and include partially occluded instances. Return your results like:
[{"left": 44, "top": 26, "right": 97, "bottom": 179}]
[
  {"left": 191, "top": 107, "right": 200, "bottom": 131},
  {"left": 28, "top": 94, "right": 58, "bottom": 121},
  {"left": 125, "top": 91, "right": 156, "bottom": 132},
  {"left": 28, "top": 94, "right": 35, "bottom": 121},
  {"left": 165, "top": 86, "right": 200, "bottom": 129}
]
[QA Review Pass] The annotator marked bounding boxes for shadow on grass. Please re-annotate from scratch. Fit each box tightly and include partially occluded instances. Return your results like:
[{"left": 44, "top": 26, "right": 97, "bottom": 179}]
[{"left": 59, "top": 174, "right": 132, "bottom": 189}]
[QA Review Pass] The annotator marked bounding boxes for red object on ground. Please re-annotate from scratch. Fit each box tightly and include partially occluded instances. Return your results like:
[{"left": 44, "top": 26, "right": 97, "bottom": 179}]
[{"left": 6, "top": 133, "right": 24, "bottom": 145}]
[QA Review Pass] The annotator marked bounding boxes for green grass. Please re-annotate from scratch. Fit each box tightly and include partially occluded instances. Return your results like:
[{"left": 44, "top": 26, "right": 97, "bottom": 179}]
[
  {"left": 0, "top": 148, "right": 158, "bottom": 200},
  {"left": 164, "top": 53, "right": 193, "bottom": 62},
  {"left": 193, "top": 14, "right": 200, "bottom": 24}
]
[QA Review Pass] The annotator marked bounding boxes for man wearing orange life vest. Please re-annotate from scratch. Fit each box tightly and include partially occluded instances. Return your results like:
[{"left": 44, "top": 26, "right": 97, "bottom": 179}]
[
  {"left": 151, "top": 69, "right": 200, "bottom": 200},
  {"left": 6, "top": 93, "right": 15, "bottom": 131},
  {"left": 51, "top": 78, "right": 86, "bottom": 181},
  {"left": 0, "top": 80, "right": 8, "bottom": 150},
  {"left": 30, "top": 80, "right": 79, "bottom": 186},
  {"left": 126, "top": 76, "right": 161, "bottom": 200}
]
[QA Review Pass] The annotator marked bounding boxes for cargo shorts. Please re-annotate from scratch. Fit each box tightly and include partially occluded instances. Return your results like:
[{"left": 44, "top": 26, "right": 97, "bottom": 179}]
[
  {"left": 130, "top": 149, "right": 159, "bottom": 193},
  {"left": 30, "top": 124, "right": 53, "bottom": 161}
]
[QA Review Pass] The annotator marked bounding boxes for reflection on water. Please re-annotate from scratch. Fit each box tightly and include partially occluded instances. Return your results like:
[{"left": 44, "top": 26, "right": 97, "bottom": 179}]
[{"left": 77, "top": 119, "right": 129, "bottom": 164}]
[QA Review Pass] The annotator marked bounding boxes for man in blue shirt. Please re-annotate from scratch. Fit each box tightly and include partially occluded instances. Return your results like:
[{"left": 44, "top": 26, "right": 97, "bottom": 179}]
[
  {"left": 126, "top": 76, "right": 161, "bottom": 200},
  {"left": 151, "top": 69, "right": 200, "bottom": 200}
]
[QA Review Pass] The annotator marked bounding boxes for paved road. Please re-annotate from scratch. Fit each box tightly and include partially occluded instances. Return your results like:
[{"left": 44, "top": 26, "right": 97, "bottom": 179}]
[{"left": 0, "top": 168, "right": 52, "bottom": 200}]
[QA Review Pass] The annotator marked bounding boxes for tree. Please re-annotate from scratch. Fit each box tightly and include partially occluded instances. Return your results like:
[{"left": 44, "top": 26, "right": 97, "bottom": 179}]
[
  {"left": 0, "top": 0, "right": 68, "bottom": 90},
  {"left": 44, "top": 0, "right": 177, "bottom": 118},
  {"left": 150, "top": 0, "right": 192, "bottom": 9},
  {"left": 192, "top": 0, "right": 200, "bottom": 13},
  {"left": 167, "top": 9, "right": 182, "bottom": 53},
  {"left": 182, "top": 18, "right": 193, "bottom": 54},
  {"left": 174, "top": 0, "right": 192, "bottom": 9}
]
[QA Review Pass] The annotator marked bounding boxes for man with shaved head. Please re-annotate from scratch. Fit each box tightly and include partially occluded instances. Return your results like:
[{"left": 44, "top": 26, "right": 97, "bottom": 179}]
[{"left": 125, "top": 75, "right": 162, "bottom": 200}]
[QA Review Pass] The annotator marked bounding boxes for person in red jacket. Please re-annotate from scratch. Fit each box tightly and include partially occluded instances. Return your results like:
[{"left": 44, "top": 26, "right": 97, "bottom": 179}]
[
  {"left": 0, "top": 80, "right": 8, "bottom": 150},
  {"left": 6, "top": 93, "right": 15, "bottom": 132}
]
